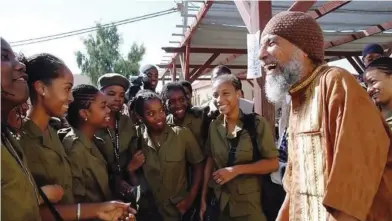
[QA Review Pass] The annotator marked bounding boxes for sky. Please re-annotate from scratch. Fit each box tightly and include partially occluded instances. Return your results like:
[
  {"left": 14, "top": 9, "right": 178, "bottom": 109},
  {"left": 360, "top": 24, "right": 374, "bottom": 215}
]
[
  {"left": 0, "top": 0, "right": 183, "bottom": 76},
  {"left": 0, "top": 0, "right": 356, "bottom": 87}
]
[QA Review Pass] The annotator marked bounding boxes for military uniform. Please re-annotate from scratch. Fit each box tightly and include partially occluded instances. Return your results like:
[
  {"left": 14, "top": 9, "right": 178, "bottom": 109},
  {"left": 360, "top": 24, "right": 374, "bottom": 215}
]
[
  {"left": 166, "top": 108, "right": 204, "bottom": 148},
  {"left": 131, "top": 124, "right": 204, "bottom": 221},
  {"left": 1, "top": 128, "right": 42, "bottom": 221},
  {"left": 62, "top": 128, "right": 112, "bottom": 203},
  {"left": 20, "top": 119, "right": 74, "bottom": 204},
  {"left": 205, "top": 112, "right": 279, "bottom": 221},
  {"left": 95, "top": 114, "right": 136, "bottom": 174}
]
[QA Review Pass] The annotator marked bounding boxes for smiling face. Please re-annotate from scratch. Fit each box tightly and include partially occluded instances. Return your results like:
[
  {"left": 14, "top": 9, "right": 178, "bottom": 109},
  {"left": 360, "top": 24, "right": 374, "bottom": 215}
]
[
  {"left": 83, "top": 92, "right": 111, "bottom": 129},
  {"left": 364, "top": 68, "right": 392, "bottom": 106},
  {"left": 35, "top": 67, "right": 74, "bottom": 118},
  {"left": 146, "top": 68, "right": 159, "bottom": 90},
  {"left": 142, "top": 98, "right": 166, "bottom": 132},
  {"left": 102, "top": 85, "right": 125, "bottom": 112},
  {"left": 1, "top": 38, "right": 29, "bottom": 109},
  {"left": 212, "top": 79, "right": 241, "bottom": 115},
  {"left": 166, "top": 89, "right": 187, "bottom": 120},
  {"left": 259, "top": 34, "right": 305, "bottom": 103}
]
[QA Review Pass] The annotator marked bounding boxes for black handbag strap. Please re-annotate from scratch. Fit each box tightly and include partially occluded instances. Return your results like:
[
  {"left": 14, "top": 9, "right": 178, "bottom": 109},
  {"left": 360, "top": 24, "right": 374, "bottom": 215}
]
[
  {"left": 227, "top": 132, "right": 241, "bottom": 167},
  {"left": 38, "top": 187, "right": 65, "bottom": 221}
]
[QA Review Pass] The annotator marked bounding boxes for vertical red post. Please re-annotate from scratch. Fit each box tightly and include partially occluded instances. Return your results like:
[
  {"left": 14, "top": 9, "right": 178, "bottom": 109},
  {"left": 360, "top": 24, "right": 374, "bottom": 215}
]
[
  {"left": 251, "top": 1, "right": 275, "bottom": 134},
  {"left": 184, "top": 42, "right": 191, "bottom": 81},
  {"left": 171, "top": 60, "right": 177, "bottom": 82}
]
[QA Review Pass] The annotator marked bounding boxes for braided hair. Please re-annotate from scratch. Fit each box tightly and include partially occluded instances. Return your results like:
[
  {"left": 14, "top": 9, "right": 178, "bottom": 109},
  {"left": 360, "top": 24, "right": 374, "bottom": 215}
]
[
  {"left": 160, "top": 82, "right": 187, "bottom": 111},
  {"left": 22, "top": 53, "right": 66, "bottom": 104},
  {"left": 129, "top": 90, "right": 162, "bottom": 118},
  {"left": 66, "top": 84, "right": 100, "bottom": 128}
]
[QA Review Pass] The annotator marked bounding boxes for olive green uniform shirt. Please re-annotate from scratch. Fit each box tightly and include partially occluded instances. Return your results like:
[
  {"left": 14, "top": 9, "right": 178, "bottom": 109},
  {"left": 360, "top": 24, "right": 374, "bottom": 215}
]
[
  {"left": 205, "top": 112, "right": 279, "bottom": 221},
  {"left": 96, "top": 114, "right": 136, "bottom": 174},
  {"left": 62, "top": 128, "right": 112, "bottom": 203},
  {"left": 1, "top": 129, "right": 42, "bottom": 221},
  {"left": 131, "top": 125, "right": 204, "bottom": 221},
  {"left": 20, "top": 119, "right": 74, "bottom": 204},
  {"left": 166, "top": 111, "right": 204, "bottom": 148}
]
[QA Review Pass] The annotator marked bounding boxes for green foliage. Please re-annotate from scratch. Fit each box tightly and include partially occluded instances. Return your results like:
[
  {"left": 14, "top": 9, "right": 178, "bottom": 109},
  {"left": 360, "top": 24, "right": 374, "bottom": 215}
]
[{"left": 76, "top": 23, "right": 146, "bottom": 85}]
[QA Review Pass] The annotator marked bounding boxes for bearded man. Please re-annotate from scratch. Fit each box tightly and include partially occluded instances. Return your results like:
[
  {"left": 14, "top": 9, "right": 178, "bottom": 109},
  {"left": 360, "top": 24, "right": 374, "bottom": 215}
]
[{"left": 259, "top": 11, "right": 392, "bottom": 221}]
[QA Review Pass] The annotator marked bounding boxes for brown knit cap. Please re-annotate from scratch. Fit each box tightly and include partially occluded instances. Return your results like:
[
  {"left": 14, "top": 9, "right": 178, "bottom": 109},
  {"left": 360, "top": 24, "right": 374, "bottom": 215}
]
[{"left": 261, "top": 11, "right": 324, "bottom": 62}]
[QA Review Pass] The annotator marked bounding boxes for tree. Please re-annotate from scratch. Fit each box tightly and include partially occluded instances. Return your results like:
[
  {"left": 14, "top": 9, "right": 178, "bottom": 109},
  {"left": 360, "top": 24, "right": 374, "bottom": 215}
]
[{"left": 76, "top": 23, "right": 146, "bottom": 85}]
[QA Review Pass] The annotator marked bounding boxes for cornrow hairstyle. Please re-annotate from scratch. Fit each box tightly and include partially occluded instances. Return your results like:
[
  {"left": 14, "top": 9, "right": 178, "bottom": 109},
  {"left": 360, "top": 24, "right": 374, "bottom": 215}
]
[
  {"left": 366, "top": 57, "right": 392, "bottom": 75},
  {"left": 129, "top": 89, "right": 162, "bottom": 118},
  {"left": 160, "top": 82, "right": 187, "bottom": 111},
  {"left": 22, "top": 53, "right": 66, "bottom": 104},
  {"left": 179, "top": 80, "right": 192, "bottom": 93},
  {"left": 212, "top": 74, "right": 242, "bottom": 91},
  {"left": 66, "top": 84, "right": 100, "bottom": 128}
]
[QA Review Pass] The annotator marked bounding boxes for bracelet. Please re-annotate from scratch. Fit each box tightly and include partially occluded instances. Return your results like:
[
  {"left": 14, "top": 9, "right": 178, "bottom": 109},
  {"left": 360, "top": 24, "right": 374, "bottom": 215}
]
[{"left": 77, "top": 203, "right": 81, "bottom": 221}]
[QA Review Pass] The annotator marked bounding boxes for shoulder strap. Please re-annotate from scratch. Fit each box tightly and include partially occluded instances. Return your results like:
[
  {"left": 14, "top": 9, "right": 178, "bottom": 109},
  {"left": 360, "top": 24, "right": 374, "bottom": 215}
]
[
  {"left": 242, "top": 113, "right": 260, "bottom": 161},
  {"left": 227, "top": 113, "right": 258, "bottom": 166}
]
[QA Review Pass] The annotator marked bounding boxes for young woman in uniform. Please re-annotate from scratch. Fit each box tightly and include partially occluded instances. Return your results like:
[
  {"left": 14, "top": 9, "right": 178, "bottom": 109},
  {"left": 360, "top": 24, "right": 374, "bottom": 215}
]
[
  {"left": 364, "top": 57, "right": 392, "bottom": 128},
  {"left": 161, "top": 82, "right": 204, "bottom": 147},
  {"left": 128, "top": 90, "right": 204, "bottom": 221},
  {"left": 95, "top": 73, "right": 136, "bottom": 199},
  {"left": 61, "top": 84, "right": 114, "bottom": 204},
  {"left": 199, "top": 74, "right": 279, "bottom": 221},
  {"left": 1, "top": 37, "right": 42, "bottom": 221},
  {"left": 19, "top": 53, "right": 135, "bottom": 221}
]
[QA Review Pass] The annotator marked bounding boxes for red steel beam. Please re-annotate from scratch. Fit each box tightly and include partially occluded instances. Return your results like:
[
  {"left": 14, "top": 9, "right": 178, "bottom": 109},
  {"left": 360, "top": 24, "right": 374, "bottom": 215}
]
[
  {"left": 167, "top": 1, "right": 214, "bottom": 68},
  {"left": 158, "top": 64, "right": 247, "bottom": 69},
  {"left": 307, "top": 1, "right": 351, "bottom": 19},
  {"left": 346, "top": 57, "right": 364, "bottom": 75},
  {"left": 288, "top": 0, "right": 317, "bottom": 12},
  {"left": 325, "top": 20, "right": 392, "bottom": 49},
  {"left": 200, "top": 54, "right": 243, "bottom": 78},
  {"left": 190, "top": 53, "right": 220, "bottom": 82},
  {"left": 353, "top": 56, "right": 366, "bottom": 70},
  {"left": 161, "top": 47, "right": 362, "bottom": 56}
]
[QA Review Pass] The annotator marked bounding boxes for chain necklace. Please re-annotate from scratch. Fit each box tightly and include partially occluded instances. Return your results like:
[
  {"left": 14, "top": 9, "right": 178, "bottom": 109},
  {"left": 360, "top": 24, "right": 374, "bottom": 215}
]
[{"left": 107, "top": 117, "right": 121, "bottom": 174}]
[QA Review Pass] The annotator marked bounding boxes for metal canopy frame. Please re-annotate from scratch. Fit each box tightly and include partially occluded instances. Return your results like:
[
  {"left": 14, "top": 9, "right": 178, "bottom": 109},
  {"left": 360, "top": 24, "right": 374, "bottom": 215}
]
[{"left": 158, "top": 0, "right": 392, "bottom": 132}]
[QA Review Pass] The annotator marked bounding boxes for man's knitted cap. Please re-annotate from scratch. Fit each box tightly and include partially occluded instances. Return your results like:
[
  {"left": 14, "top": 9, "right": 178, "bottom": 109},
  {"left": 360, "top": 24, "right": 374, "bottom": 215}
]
[{"left": 261, "top": 11, "right": 324, "bottom": 62}]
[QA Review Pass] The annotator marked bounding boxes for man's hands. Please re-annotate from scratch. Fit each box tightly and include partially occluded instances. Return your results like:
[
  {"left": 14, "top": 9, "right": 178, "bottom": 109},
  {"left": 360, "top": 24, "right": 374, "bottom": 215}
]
[{"left": 96, "top": 201, "right": 137, "bottom": 221}]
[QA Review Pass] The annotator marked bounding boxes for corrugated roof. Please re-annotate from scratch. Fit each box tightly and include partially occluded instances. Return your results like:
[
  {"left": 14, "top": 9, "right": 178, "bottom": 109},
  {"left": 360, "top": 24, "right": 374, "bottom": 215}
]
[{"left": 159, "top": 0, "right": 392, "bottom": 79}]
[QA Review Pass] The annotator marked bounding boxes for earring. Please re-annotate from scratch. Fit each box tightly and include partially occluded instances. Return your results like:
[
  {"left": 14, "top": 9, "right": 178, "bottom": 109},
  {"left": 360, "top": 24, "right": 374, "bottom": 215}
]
[
  {"left": 42, "top": 92, "right": 46, "bottom": 96},
  {"left": 85, "top": 118, "right": 87, "bottom": 121}
]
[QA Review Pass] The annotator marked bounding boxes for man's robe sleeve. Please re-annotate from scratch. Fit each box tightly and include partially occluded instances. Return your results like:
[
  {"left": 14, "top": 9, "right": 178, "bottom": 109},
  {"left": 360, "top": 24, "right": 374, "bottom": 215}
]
[{"left": 320, "top": 68, "right": 390, "bottom": 221}]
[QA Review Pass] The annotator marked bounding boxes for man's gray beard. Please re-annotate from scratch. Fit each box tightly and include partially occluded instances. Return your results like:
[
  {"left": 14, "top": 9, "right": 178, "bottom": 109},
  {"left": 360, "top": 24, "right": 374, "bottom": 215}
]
[{"left": 265, "top": 58, "right": 302, "bottom": 104}]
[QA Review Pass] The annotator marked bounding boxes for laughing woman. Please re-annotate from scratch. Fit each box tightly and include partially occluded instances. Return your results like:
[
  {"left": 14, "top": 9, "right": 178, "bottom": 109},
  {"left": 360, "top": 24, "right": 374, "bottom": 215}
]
[
  {"left": 128, "top": 91, "right": 204, "bottom": 221},
  {"left": 200, "top": 74, "right": 279, "bottom": 221},
  {"left": 161, "top": 82, "right": 204, "bottom": 148},
  {"left": 19, "top": 53, "right": 135, "bottom": 221},
  {"left": 364, "top": 57, "right": 392, "bottom": 129},
  {"left": 61, "top": 84, "right": 113, "bottom": 204},
  {"left": 1, "top": 37, "right": 41, "bottom": 221},
  {"left": 95, "top": 73, "right": 137, "bottom": 200}
]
